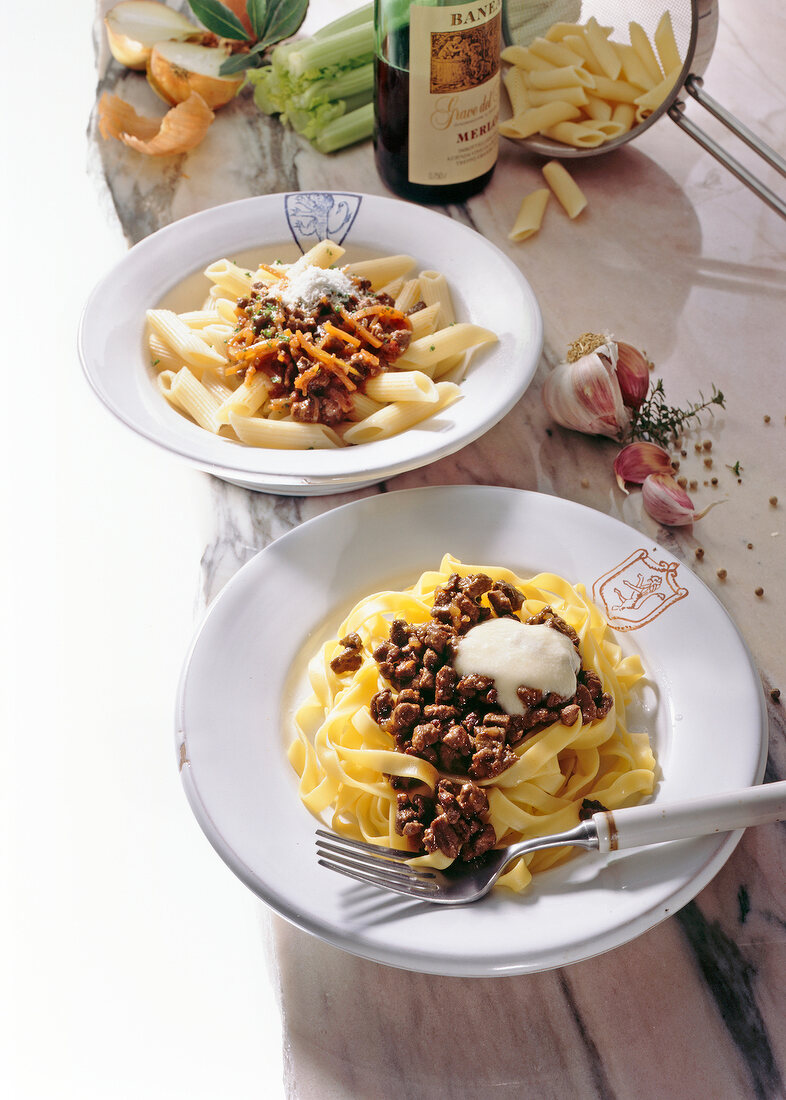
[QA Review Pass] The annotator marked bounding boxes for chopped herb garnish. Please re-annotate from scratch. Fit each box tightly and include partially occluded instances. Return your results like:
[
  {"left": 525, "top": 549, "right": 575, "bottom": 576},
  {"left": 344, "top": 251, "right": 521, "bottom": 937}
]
[
  {"left": 727, "top": 459, "right": 743, "bottom": 477},
  {"left": 152, "top": 358, "right": 160, "bottom": 366}
]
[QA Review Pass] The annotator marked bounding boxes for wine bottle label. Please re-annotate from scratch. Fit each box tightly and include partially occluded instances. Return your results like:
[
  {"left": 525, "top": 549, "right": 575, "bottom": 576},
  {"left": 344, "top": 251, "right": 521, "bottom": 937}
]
[{"left": 408, "top": 1, "right": 501, "bottom": 187}]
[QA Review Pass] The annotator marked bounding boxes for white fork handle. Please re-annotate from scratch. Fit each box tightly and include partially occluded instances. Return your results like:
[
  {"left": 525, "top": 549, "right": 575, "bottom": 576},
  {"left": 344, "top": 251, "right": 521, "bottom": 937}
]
[{"left": 594, "top": 780, "right": 786, "bottom": 852}]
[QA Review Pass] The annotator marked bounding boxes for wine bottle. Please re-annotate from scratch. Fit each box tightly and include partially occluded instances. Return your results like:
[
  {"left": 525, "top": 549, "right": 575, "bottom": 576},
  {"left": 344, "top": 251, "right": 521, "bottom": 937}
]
[{"left": 374, "top": 0, "right": 501, "bottom": 203}]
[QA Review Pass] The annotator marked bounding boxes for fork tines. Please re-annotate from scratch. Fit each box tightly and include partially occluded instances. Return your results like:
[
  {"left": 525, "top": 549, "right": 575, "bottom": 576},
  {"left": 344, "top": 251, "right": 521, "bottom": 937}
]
[{"left": 315, "top": 829, "right": 440, "bottom": 898}]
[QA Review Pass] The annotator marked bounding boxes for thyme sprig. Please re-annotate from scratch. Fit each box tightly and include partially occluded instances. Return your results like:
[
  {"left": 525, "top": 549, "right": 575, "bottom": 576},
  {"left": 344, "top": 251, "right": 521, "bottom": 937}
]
[{"left": 628, "top": 379, "right": 725, "bottom": 448}]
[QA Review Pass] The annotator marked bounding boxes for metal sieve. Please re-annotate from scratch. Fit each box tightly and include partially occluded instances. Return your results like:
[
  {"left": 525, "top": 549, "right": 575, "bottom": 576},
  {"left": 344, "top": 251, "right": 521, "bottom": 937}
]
[{"left": 503, "top": 0, "right": 786, "bottom": 217}]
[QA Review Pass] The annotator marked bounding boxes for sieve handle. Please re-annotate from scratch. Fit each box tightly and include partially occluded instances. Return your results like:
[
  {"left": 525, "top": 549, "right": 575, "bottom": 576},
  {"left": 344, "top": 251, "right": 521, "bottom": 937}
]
[{"left": 668, "top": 79, "right": 786, "bottom": 219}]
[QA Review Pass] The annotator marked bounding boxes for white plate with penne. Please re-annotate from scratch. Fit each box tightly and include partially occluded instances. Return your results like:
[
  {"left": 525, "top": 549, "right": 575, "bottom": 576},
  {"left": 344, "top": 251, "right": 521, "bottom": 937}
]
[
  {"left": 175, "top": 486, "right": 768, "bottom": 976},
  {"left": 79, "top": 192, "right": 542, "bottom": 494}
]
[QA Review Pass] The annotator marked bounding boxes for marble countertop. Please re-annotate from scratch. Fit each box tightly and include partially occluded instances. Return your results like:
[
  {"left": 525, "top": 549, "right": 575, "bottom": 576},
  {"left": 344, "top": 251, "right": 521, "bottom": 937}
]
[{"left": 4, "top": 1, "right": 785, "bottom": 1096}]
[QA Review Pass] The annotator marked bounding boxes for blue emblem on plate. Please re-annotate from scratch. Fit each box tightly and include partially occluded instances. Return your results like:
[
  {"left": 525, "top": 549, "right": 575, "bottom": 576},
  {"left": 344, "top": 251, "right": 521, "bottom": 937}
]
[{"left": 285, "top": 192, "right": 362, "bottom": 252}]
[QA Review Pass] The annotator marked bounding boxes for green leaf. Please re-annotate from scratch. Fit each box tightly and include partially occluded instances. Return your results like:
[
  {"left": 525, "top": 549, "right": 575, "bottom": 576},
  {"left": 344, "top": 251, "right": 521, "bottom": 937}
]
[
  {"left": 261, "top": 0, "right": 309, "bottom": 45},
  {"left": 187, "top": 0, "right": 250, "bottom": 40},
  {"left": 219, "top": 51, "right": 263, "bottom": 74},
  {"left": 246, "top": 0, "right": 267, "bottom": 38}
]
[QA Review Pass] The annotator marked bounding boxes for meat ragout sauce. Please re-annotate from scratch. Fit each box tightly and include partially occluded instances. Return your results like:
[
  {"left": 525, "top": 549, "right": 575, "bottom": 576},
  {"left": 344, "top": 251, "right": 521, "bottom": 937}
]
[
  {"left": 227, "top": 268, "right": 414, "bottom": 425},
  {"left": 330, "top": 573, "right": 613, "bottom": 863}
]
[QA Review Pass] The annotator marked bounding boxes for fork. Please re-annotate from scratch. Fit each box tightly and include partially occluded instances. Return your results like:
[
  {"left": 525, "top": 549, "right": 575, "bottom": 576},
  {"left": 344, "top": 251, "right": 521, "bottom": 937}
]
[{"left": 316, "top": 779, "right": 786, "bottom": 904}]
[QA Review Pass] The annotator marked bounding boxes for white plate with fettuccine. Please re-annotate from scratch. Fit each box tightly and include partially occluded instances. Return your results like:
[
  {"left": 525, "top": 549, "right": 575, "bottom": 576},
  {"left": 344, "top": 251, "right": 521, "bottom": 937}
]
[
  {"left": 176, "top": 486, "right": 767, "bottom": 976},
  {"left": 78, "top": 192, "right": 541, "bottom": 494}
]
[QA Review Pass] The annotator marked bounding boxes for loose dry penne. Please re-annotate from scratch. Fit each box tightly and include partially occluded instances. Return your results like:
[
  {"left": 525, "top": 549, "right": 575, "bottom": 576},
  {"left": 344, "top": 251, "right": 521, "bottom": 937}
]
[
  {"left": 508, "top": 189, "right": 550, "bottom": 242},
  {"left": 529, "top": 37, "right": 585, "bottom": 69},
  {"left": 634, "top": 66, "right": 682, "bottom": 120},
  {"left": 499, "top": 101, "right": 580, "bottom": 139},
  {"left": 503, "top": 66, "right": 531, "bottom": 116},
  {"left": 584, "top": 95, "right": 613, "bottom": 122},
  {"left": 542, "top": 161, "right": 588, "bottom": 219},
  {"left": 614, "top": 42, "right": 656, "bottom": 90},
  {"left": 654, "top": 12, "right": 681, "bottom": 75},
  {"left": 500, "top": 44, "right": 552, "bottom": 72},
  {"left": 583, "top": 17, "right": 621, "bottom": 80},
  {"left": 542, "top": 121, "right": 607, "bottom": 148},
  {"left": 528, "top": 65, "right": 596, "bottom": 90},
  {"left": 629, "top": 21, "right": 664, "bottom": 84},
  {"left": 527, "top": 85, "right": 590, "bottom": 109},
  {"left": 501, "top": 10, "right": 683, "bottom": 153}
]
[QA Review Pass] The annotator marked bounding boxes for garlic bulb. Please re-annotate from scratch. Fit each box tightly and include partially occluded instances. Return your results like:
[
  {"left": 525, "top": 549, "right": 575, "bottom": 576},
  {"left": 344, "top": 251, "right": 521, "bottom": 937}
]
[
  {"left": 543, "top": 333, "right": 652, "bottom": 439},
  {"left": 542, "top": 344, "right": 630, "bottom": 439}
]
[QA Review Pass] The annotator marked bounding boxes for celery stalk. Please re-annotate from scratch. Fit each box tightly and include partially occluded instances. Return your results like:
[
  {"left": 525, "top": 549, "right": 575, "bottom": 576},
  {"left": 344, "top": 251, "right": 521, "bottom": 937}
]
[
  {"left": 313, "top": 4, "right": 374, "bottom": 38},
  {"left": 246, "top": 5, "right": 376, "bottom": 154},
  {"left": 312, "top": 103, "right": 374, "bottom": 154},
  {"left": 295, "top": 63, "right": 374, "bottom": 109},
  {"left": 286, "top": 23, "right": 375, "bottom": 79}
]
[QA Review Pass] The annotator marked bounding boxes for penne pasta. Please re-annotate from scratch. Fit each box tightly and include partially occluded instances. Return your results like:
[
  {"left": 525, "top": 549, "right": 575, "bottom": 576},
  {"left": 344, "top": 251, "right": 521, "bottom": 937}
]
[
  {"left": 508, "top": 189, "right": 550, "bottom": 241},
  {"left": 364, "top": 370, "right": 438, "bottom": 404},
  {"left": 341, "top": 382, "right": 461, "bottom": 444},
  {"left": 146, "top": 309, "right": 226, "bottom": 372},
  {"left": 499, "top": 101, "right": 581, "bottom": 139},
  {"left": 542, "top": 161, "right": 588, "bottom": 219},
  {"left": 395, "top": 324, "right": 497, "bottom": 375},
  {"left": 228, "top": 412, "right": 342, "bottom": 449},
  {"left": 147, "top": 243, "right": 497, "bottom": 450},
  {"left": 501, "top": 10, "right": 683, "bottom": 153},
  {"left": 654, "top": 12, "right": 681, "bottom": 76},
  {"left": 344, "top": 254, "right": 416, "bottom": 289}
]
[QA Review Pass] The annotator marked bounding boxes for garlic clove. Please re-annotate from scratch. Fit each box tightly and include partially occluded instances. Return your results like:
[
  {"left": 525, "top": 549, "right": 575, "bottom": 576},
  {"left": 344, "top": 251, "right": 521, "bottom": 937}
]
[
  {"left": 542, "top": 350, "right": 630, "bottom": 439},
  {"left": 614, "top": 441, "right": 673, "bottom": 493},
  {"left": 642, "top": 473, "right": 697, "bottom": 526},
  {"left": 615, "top": 342, "right": 651, "bottom": 409},
  {"left": 98, "top": 91, "right": 215, "bottom": 155}
]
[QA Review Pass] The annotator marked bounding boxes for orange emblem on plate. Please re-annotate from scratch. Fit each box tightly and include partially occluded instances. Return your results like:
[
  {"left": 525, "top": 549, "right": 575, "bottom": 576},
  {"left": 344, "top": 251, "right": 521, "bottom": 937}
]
[{"left": 592, "top": 548, "right": 688, "bottom": 631}]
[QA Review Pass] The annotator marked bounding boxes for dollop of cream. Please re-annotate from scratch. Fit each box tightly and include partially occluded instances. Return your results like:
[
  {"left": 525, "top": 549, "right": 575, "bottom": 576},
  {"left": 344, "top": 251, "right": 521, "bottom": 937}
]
[{"left": 454, "top": 618, "right": 580, "bottom": 715}]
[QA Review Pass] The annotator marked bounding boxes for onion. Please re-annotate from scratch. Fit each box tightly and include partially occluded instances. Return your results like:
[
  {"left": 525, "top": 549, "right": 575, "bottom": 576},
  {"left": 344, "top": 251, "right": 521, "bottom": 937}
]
[
  {"left": 147, "top": 41, "right": 244, "bottom": 110},
  {"left": 105, "top": 1, "right": 198, "bottom": 70}
]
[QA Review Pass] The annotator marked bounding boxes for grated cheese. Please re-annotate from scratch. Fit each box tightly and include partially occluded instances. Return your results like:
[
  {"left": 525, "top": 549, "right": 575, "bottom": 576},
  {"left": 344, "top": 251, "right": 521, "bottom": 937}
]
[{"left": 276, "top": 263, "right": 356, "bottom": 312}]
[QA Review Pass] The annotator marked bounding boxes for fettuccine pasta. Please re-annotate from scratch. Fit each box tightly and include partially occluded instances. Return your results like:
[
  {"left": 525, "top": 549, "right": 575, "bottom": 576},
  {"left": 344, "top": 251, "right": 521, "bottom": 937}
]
[{"left": 289, "top": 555, "right": 656, "bottom": 892}]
